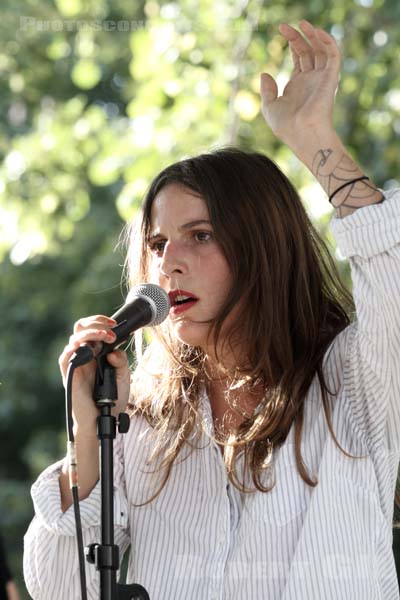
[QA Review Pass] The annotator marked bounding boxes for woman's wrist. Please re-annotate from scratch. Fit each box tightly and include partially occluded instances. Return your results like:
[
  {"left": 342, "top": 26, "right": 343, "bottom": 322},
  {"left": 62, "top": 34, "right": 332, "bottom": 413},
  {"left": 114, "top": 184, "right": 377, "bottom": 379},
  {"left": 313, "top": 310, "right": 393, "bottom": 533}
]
[
  {"left": 284, "top": 126, "right": 345, "bottom": 174},
  {"left": 286, "top": 127, "right": 384, "bottom": 217}
]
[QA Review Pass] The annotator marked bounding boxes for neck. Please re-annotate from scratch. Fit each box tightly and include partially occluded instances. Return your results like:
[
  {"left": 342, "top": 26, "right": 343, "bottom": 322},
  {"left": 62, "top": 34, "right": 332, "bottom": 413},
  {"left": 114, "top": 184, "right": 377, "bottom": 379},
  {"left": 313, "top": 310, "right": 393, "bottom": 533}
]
[{"left": 206, "top": 370, "right": 264, "bottom": 442}]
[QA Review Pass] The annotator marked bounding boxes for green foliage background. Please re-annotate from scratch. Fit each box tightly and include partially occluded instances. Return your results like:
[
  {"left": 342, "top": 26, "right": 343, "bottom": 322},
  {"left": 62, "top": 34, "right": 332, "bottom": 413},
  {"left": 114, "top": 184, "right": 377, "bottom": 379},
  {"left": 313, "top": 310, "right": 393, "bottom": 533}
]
[{"left": 0, "top": 0, "right": 399, "bottom": 597}]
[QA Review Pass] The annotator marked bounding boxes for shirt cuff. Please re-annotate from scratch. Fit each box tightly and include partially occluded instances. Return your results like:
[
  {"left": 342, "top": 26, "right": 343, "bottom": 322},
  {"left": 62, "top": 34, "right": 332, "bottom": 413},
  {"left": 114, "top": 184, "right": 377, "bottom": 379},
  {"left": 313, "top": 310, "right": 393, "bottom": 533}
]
[
  {"left": 329, "top": 187, "right": 400, "bottom": 259},
  {"left": 31, "top": 459, "right": 102, "bottom": 536},
  {"left": 31, "top": 458, "right": 129, "bottom": 535}
]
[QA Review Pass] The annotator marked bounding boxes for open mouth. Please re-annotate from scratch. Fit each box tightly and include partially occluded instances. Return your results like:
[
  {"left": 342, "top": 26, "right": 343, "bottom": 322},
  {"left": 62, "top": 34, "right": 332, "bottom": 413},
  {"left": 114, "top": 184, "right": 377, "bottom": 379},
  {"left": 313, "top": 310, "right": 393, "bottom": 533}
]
[
  {"left": 168, "top": 290, "right": 198, "bottom": 311},
  {"left": 173, "top": 294, "right": 196, "bottom": 305}
]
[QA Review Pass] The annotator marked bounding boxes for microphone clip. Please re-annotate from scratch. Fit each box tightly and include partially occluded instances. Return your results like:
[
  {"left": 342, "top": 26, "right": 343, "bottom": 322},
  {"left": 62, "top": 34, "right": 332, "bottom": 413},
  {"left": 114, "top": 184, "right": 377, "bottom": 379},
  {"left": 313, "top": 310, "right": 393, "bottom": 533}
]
[
  {"left": 93, "top": 355, "right": 118, "bottom": 406},
  {"left": 69, "top": 345, "right": 95, "bottom": 367}
]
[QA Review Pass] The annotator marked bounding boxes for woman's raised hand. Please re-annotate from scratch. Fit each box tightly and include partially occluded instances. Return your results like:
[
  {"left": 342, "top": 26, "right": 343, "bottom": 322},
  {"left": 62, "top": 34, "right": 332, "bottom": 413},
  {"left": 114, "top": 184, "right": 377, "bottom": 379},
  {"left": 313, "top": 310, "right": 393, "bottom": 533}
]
[
  {"left": 58, "top": 315, "right": 131, "bottom": 434},
  {"left": 260, "top": 20, "right": 341, "bottom": 146}
]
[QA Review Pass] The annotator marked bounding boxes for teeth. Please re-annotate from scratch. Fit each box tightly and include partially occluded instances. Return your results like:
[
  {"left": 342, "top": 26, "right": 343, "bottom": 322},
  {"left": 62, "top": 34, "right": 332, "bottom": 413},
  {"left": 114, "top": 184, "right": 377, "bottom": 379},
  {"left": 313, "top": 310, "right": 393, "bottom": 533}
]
[{"left": 175, "top": 295, "right": 191, "bottom": 301}]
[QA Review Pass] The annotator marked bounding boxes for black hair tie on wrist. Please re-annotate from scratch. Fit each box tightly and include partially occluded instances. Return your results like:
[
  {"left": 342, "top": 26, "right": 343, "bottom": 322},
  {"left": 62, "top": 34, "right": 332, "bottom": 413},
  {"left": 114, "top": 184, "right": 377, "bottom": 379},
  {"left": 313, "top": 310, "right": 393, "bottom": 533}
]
[{"left": 328, "top": 176, "right": 370, "bottom": 204}]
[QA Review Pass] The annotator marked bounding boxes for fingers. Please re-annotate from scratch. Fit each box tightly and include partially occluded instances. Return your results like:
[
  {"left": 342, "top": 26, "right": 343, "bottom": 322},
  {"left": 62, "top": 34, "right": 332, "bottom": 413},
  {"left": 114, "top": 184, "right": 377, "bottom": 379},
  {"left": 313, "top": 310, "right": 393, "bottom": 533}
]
[
  {"left": 58, "top": 316, "right": 118, "bottom": 379},
  {"left": 74, "top": 315, "right": 116, "bottom": 334},
  {"left": 279, "top": 22, "right": 314, "bottom": 71},
  {"left": 289, "top": 46, "right": 301, "bottom": 76},
  {"left": 260, "top": 72, "right": 278, "bottom": 105},
  {"left": 68, "top": 327, "right": 117, "bottom": 353},
  {"left": 106, "top": 349, "right": 129, "bottom": 370},
  {"left": 299, "top": 21, "right": 329, "bottom": 70},
  {"left": 279, "top": 20, "right": 340, "bottom": 73}
]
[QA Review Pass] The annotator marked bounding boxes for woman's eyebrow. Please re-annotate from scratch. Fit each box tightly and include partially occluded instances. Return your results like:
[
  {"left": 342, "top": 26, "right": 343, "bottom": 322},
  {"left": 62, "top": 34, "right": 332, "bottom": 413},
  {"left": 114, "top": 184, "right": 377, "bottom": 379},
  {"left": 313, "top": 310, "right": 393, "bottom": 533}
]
[
  {"left": 147, "top": 219, "right": 212, "bottom": 242},
  {"left": 179, "top": 219, "right": 212, "bottom": 231}
]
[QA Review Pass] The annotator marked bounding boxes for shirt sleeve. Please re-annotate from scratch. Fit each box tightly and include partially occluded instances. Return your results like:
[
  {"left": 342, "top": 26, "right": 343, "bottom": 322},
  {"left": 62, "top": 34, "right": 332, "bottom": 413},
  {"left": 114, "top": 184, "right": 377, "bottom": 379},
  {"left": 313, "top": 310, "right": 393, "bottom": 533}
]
[
  {"left": 329, "top": 187, "right": 400, "bottom": 452},
  {"left": 23, "top": 432, "right": 130, "bottom": 600}
]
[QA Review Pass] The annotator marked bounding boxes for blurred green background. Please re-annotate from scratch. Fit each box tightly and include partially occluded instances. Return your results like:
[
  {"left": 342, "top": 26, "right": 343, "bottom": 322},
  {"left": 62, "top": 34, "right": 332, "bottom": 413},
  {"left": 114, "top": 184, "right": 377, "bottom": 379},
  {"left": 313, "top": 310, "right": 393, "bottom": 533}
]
[{"left": 0, "top": 0, "right": 399, "bottom": 597}]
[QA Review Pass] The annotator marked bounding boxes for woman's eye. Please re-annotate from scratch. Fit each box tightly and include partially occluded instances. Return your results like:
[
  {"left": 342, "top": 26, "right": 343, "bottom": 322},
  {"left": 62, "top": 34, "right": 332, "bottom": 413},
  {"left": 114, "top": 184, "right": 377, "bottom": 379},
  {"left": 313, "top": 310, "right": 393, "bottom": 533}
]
[
  {"left": 149, "top": 240, "right": 166, "bottom": 254},
  {"left": 148, "top": 232, "right": 212, "bottom": 254},
  {"left": 194, "top": 231, "right": 212, "bottom": 242}
]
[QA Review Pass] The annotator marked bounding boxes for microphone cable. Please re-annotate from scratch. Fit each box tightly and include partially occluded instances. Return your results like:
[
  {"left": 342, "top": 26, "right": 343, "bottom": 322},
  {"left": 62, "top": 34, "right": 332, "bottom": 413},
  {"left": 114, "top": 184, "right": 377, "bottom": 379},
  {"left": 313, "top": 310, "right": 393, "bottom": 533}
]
[{"left": 65, "top": 358, "right": 90, "bottom": 600}]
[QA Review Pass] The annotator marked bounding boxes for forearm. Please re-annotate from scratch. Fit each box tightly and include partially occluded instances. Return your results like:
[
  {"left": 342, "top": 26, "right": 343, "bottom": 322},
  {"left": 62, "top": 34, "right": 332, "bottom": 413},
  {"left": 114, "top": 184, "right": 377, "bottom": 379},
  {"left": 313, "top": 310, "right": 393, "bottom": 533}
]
[
  {"left": 289, "top": 128, "right": 384, "bottom": 218},
  {"left": 59, "top": 430, "right": 99, "bottom": 512}
]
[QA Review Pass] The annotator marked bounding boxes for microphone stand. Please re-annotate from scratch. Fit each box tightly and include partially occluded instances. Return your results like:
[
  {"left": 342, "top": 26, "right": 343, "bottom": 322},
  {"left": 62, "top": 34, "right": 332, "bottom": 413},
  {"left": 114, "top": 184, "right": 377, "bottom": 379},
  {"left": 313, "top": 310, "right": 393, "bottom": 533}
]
[{"left": 86, "top": 354, "right": 150, "bottom": 600}]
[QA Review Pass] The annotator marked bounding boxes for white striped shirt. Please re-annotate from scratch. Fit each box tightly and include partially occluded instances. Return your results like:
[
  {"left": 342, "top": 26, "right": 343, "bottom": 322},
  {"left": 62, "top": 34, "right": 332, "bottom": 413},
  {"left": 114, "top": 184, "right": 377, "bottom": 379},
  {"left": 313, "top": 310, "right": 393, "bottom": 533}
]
[{"left": 24, "top": 188, "right": 400, "bottom": 599}]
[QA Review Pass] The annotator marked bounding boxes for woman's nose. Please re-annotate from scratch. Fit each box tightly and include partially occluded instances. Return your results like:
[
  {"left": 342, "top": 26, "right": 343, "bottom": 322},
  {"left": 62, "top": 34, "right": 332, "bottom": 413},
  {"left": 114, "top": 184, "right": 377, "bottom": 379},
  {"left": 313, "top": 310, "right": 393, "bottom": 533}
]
[{"left": 159, "top": 241, "right": 187, "bottom": 277}]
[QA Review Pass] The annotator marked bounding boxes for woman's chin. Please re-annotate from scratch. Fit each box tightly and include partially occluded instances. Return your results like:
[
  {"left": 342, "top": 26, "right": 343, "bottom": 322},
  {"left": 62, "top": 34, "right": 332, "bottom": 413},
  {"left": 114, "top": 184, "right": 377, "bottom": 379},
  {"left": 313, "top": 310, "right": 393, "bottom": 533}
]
[{"left": 169, "top": 321, "right": 209, "bottom": 350}]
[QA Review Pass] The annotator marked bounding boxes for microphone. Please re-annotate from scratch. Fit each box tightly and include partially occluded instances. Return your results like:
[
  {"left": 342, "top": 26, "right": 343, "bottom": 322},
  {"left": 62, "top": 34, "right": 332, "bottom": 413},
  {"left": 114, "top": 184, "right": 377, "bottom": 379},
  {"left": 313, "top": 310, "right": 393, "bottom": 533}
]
[{"left": 70, "top": 283, "right": 170, "bottom": 366}]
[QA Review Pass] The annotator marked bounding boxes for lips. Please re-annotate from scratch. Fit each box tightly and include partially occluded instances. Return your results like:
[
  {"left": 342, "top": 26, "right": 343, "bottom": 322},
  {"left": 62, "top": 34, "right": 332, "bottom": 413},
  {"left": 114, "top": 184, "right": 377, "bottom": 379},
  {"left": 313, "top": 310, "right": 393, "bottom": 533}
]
[{"left": 168, "top": 289, "right": 199, "bottom": 315}]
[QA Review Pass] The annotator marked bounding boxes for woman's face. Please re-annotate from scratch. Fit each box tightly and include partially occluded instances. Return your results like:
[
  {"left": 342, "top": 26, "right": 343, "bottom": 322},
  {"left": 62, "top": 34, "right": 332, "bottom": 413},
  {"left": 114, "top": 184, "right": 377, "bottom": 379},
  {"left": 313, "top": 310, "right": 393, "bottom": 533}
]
[{"left": 147, "top": 183, "right": 233, "bottom": 354}]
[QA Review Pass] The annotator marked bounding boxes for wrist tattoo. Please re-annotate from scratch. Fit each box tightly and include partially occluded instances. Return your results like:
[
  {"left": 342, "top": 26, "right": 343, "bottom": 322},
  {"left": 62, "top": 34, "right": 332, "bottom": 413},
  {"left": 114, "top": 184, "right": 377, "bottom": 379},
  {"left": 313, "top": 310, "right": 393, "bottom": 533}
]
[{"left": 312, "top": 148, "right": 385, "bottom": 218}]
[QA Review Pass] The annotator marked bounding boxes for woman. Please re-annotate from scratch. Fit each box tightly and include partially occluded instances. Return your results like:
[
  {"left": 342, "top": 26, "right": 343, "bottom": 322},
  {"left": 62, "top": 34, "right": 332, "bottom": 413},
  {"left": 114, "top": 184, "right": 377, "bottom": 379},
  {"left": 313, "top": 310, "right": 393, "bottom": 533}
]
[{"left": 24, "top": 21, "right": 400, "bottom": 599}]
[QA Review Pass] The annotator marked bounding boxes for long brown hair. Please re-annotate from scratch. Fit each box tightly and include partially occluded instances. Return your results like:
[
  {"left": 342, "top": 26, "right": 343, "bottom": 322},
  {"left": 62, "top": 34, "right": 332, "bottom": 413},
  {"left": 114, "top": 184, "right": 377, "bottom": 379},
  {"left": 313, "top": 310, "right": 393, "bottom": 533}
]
[{"left": 126, "top": 147, "right": 356, "bottom": 498}]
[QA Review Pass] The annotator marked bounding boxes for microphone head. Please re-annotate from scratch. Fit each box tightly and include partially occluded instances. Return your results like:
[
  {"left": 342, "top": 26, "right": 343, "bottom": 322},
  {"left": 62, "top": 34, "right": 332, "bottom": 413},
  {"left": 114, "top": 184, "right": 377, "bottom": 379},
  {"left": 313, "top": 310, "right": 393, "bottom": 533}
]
[{"left": 128, "top": 283, "right": 170, "bottom": 326}]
